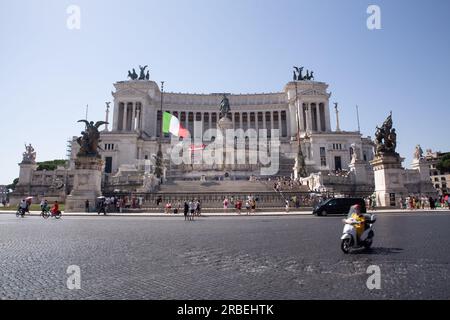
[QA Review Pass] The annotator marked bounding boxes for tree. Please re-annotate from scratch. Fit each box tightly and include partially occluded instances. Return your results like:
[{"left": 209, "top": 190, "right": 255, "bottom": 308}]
[
  {"left": 6, "top": 178, "right": 19, "bottom": 191},
  {"left": 436, "top": 153, "right": 450, "bottom": 174},
  {"left": 36, "top": 159, "right": 67, "bottom": 171}
]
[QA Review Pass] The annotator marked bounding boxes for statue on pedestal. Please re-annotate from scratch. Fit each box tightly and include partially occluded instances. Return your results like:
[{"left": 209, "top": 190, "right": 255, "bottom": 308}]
[
  {"left": 293, "top": 66, "right": 314, "bottom": 81},
  {"left": 219, "top": 94, "right": 231, "bottom": 119},
  {"left": 127, "top": 65, "right": 150, "bottom": 81},
  {"left": 138, "top": 65, "right": 148, "bottom": 80},
  {"left": 350, "top": 143, "right": 361, "bottom": 163},
  {"left": 76, "top": 120, "right": 109, "bottom": 158},
  {"left": 22, "top": 143, "right": 36, "bottom": 164},
  {"left": 414, "top": 145, "right": 424, "bottom": 160},
  {"left": 374, "top": 112, "right": 397, "bottom": 156},
  {"left": 127, "top": 69, "right": 138, "bottom": 80}
]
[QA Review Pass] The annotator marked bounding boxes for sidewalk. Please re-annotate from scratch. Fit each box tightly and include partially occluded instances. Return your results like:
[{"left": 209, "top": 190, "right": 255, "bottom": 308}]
[
  {"left": 0, "top": 208, "right": 448, "bottom": 217},
  {"left": 0, "top": 210, "right": 311, "bottom": 217}
]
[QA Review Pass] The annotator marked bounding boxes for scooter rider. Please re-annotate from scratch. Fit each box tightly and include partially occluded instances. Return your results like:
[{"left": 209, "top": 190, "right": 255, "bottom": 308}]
[{"left": 349, "top": 204, "right": 365, "bottom": 243}]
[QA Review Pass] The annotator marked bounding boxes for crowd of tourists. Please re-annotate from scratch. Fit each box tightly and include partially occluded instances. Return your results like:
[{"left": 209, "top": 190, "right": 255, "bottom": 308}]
[
  {"left": 91, "top": 195, "right": 144, "bottom": 214},
  {"left": 272, "top": 176, "right": 303, "bottom": 192},
  {"left": 223, "top": 195, "right": 258, "bottom": 215},
  {"left": 162, "top": 199, "right": 202, "bottom": 219},
  {"left": 399, "top": 195, "right": 450, "bottom": 210}
]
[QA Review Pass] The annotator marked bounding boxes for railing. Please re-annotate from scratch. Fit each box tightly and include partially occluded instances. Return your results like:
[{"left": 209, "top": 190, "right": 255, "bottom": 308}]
[{"left": 102, "top": 191, "right": 336, "bottom": 209}]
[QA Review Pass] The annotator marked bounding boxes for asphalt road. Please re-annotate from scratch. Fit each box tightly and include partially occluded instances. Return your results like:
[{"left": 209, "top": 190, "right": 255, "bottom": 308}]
[{"left": 1, "top": 212, "right": 450, "bottom": 300}]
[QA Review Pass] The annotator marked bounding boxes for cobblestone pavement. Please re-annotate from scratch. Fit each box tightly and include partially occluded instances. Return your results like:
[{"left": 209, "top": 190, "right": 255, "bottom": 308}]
[{"left": 1, "top": 212, "right": 450, "bottom": 299}]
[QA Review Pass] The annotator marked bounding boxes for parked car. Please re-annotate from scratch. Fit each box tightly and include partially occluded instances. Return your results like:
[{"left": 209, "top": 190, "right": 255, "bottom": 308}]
[{"left": 313, "top": 198, "right": 367, "bottom": 216}]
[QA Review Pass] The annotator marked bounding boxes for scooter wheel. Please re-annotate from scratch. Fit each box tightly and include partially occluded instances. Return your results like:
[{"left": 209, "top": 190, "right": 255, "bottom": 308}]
[{"left": 341, "top": 239, "right": 351, "bottom": 254}]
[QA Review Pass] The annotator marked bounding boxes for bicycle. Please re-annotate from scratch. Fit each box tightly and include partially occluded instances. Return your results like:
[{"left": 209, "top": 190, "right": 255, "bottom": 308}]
[
  {"left": 16, "top": 207, "right": 26, "bottom": 218},
  {"left": 41, "top": 208, "right": 62, "bottom": 219}
]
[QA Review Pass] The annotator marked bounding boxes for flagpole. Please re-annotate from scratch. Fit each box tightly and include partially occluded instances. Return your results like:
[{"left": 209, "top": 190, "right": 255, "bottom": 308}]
[
  {"left": 356, "top": 105, "right": 361, "bottom": 133},
  {"left": 155, "top": 81, "right": 165, "bottom": 181}
]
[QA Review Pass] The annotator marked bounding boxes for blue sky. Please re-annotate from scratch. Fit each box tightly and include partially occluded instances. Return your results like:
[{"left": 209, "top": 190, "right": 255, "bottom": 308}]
[{"left": 0, "top": 0, "right": 449, "bottom": 184}]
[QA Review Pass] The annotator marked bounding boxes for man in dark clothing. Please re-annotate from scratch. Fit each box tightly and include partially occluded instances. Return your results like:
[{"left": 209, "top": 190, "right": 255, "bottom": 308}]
[
  {"left": 183, "top": 201, "right": 189, "bottom": 221},
  {"left": 85, "top": 199, "right": 90, "bottom": 213},
  {"left": 98, "top": 199, "right": 107, "bottom": 215}
]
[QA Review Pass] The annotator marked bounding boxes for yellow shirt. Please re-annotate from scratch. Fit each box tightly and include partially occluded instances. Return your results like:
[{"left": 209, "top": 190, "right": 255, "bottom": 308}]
[{"left": 351, "top": 213, "right": 365, "bottom": 237}]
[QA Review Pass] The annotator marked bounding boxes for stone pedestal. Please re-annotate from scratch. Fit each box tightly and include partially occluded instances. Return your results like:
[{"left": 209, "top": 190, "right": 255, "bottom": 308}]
[
  {"left": 9, "top": 162, "right": 38, "bottom": 205},
  {"left": 17, "top": 163, "right": 38, "bottom": 186},
  {"left": 65, "top": 157, "right": 103, "bottom": 212},
  {"left": 217, "top": 116, "right": 234, "bottom": 171},
  {"left": 349, "top": 159, "right": 368, "bottom": 185},
  {"left": 411, "top": 158, "right": 430, "bottom": 181},
  {"left": 370, "top": 153, "right": 408, "bottom": 208},
  {"left": 409, "top": 158, "right": 438, "bottom": 197}
]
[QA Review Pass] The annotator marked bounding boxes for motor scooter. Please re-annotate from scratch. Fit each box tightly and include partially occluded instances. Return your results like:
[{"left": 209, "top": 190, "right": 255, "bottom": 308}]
[{"left": 341, "top": 209, "right": 376, "bottom": 254}]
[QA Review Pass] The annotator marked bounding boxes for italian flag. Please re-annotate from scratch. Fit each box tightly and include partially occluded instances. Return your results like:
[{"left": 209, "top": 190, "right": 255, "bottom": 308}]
[{"left": 162, "top": 112, "right": 189, "bottom": 137}]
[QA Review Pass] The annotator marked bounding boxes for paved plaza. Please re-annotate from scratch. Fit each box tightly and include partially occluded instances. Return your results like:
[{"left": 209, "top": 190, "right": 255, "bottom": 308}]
[{"left": 1, "top": 212, "right": 450, "bottom": 300}]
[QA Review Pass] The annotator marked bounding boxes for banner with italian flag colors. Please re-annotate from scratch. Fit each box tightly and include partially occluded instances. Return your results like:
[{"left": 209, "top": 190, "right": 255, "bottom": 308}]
[{"left": 162, "top": 112, "right": 189, "bottom": 137}]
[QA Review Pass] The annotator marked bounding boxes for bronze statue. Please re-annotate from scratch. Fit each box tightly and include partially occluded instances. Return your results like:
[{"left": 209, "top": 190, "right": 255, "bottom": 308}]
[
  {"left": 293, "top": 66, "right": 304, "bottom": 81},
  {"left": 145, "top": 70, "right": 150, "bottom": 80},
  {"left": 387, "top": 128, "right": 397, "bottom": 152},
  {"left": 128, "top": 69, "right": 138, "bottom": 80},
  {"left": 76, "top": 120, "right": 109, "bottom": 158},
  {"left": 374, "top": 112, "right": 397, "bottom": 155},
  {"left": 138, "top": 65, "right": 148, "bottom": 80},
  {"left": 219, "top": 94, "right": 231, "bottom": 118},
  {"left": 293, "top": 66, "right": 315, "bottom": 81},
  {"left": 305, "top": 70, "right": 310, "bottom": 80},
  {"left": 375, "top": 126, "right": 385, "bottom": 153},
  {"left": 22, "top": 143, "right": 36, "bottom": 164}
]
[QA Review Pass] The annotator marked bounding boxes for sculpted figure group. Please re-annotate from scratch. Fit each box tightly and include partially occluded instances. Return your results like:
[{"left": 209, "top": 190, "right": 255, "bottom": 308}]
[
  {"left": 293, "top": 66, "right": 314, "bottom": 81},
  {"left": 374, "top": 112, "right": 397, "bottom": 155},
  {"left": 76, "top": 120, "right": 109, "bottom": 158},
  {"left": 128, "top": 65, "right": 150, "bottom": 80}
]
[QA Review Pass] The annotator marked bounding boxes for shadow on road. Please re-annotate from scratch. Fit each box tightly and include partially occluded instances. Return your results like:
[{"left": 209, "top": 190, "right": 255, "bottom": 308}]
[{"left": 353, "top": 247, "right": 404, "bottom": 255}]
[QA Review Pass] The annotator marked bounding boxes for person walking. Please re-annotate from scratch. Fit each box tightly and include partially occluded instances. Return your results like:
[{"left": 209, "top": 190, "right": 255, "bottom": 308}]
[
  {"left": 429, "top": 196, "right": 435, "bottom": 210},
  {"left": 223, "top": 197, "right": 229, "bottom": 213},
  {"left": 184, "top": 201, "right": 189, "bottom": 221},
  {"left": 235, "top": 199, "right": 242, "bottom": 214},
  {"left": 195, "top": 200, "right": 201, "bottom": 217},
  {"left": 250, "top": 198, "right": 256, "bottom": 214},
  {"left": 97, "top": 199, "right": 107, "bottom": 215},
  {"left": 245, "top": 199, "right": 251, "bottom": 215},
  {"left": 285, "top": 199, "right": 290, "bottom": 213},
  {"left": 189, "top": 200, "right": 196, "bottom": 221},
  {"left": 85, "top": 199, "right": 90, "bottom": 213}
]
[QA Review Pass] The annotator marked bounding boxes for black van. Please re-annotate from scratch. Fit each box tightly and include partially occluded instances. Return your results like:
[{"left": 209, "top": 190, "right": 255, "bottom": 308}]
[{"left": 313, "top": 198, "right": 366, "bottom": 216}]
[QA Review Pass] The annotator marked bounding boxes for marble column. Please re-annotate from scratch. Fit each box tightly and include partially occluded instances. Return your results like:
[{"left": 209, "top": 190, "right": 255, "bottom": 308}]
[
  {"left": 278, "top": 111, "right": 282, "bottom": 136},
  {"left": 270, "top": 112, "right": 274, "bottom": 133},
  {"left": 122, "top": 102, "right": 128, "bottom": 132},
  {"left": 131, "top": 103, "right": 136, "bottom": 131},
  {"left": 208, "top": 112, "right": 212, "bottom": 131},
  {"left": 263, "top": 111, "right": 267, "bottom": 132},
  {"left": 305, "top": 103, "right": 312, "bottom": 132},
  {"left": 113, "top": 101, "right": 119, "bottom": 131},
  {"left": 297, "top": 101, "right": 304, "bottom": 132}
]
